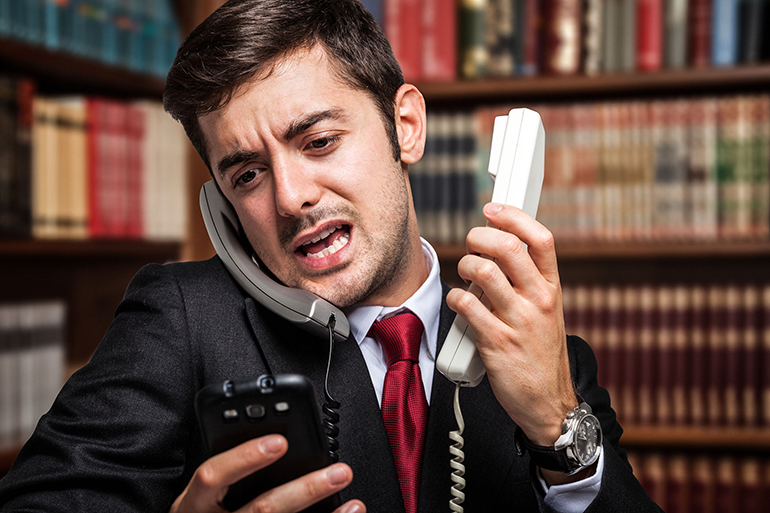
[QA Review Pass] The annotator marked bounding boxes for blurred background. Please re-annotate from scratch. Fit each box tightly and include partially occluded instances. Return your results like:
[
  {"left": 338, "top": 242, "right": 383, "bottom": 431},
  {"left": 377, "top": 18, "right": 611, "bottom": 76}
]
[{"left": 1, "top": 0, "right": 769, "bottom": 510}]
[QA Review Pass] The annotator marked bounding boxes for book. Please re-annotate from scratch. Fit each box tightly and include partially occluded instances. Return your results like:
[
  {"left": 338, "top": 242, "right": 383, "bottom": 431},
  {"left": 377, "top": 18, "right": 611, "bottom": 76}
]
[
  {"left": 637, "top": 0, "right": 664, "bottom": 71},
  {"left": 422, "top": 0, "right": 457, "bottom": 81},
  {"left": 459, "top": 0, "right": 489, "bottom": 78},
  {"left": 666, "top": 0, "right": 689, "bottom": 68},
  {"left": 385, "top": 0, "right": 424, "bottom": 81},
  {"left": 689, "top": 0, "right": 713, "bottom": 67},
  {"left": 712, "top": 0, "right": 740, "bottom": 66},
  {"left": 583, "top": 0, "right": 604, "bottom": 75},
  {"left": 541, "top": 0, "right": 583, "bottom": 74}
]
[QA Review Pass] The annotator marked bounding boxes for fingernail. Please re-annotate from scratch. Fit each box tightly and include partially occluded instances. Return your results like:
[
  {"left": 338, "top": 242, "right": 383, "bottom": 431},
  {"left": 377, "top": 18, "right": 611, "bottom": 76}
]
[
  {"left": 485, "top": 202, "right": 502, "bottom": 215},
  {"left": 261, "top": 435, "right": 284, "bottom": 455},
  {"left": 343, "top": 503, "right": 363, "bottom": 513},
  {"left": 327, "top": 465, "right": 348, "bottom": 485}
]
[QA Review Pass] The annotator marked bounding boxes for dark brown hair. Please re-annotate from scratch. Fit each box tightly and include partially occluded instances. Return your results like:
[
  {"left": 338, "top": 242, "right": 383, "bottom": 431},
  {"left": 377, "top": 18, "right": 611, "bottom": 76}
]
[{"left": 163, "top": 0, "right": 404, "bottom": 169}]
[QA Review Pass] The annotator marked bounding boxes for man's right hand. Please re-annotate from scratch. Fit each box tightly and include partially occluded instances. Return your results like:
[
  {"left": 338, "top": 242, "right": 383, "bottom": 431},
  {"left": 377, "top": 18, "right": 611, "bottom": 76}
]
[{"left": 169, "top": 434, "right": 365, "bottom": 513}]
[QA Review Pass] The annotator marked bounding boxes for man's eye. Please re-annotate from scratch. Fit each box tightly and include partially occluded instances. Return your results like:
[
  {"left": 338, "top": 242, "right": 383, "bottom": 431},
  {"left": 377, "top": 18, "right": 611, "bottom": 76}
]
[
  {"left": 307, "top": 135, "right": 339, "bottom": 150},
  {"left": 236, "top": 169, "right": 260, "bottom": 186}
]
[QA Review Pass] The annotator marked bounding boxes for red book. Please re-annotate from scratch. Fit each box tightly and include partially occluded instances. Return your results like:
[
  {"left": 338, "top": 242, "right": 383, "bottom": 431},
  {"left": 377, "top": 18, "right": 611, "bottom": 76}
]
[
  {"left": 690, "top": 456, "right": 716, "bottom": 513},
  {"left": 104, "top": 101, "right": 128, "bottom": 238},
  {"left": 385, "top": 0, "right": 423, "bottom": 81},
  {"left": 707, "top": 285, "right": 727, "bottom": 426},
  {"left": 762, "top": 285, "right": 770, "bottom": 426},
  {"left": 656, "top": 287, "right": 675, "bottom": 425},
  {"left": 521, "top": 0, "right": 543, "bottom": 75},
  {"left": 666, "top": 456, "right": 689, "bottom": 513},
  {"left": 637, "top": 0, "right": 664, "bottom": 71},
  {"left": 689, "top": 285, "right": 709, "bottom": 426},
  {"left": 86, "top": 98, "right": 106, "bottom": 238},
  {"left": 688, "top": 0, "right": 712, "bottom": 67},
  {"left": 622, "top": 286, "right": 641, "bottom": 425},
  {"left": 638, "top": 285, "right": 658, "bottom": 425},
  {"left": 724, "top": 284, "right": 742, "bottom": 426},
  {"left": 604, "top": 286, "right": 624, "bottom": 409},
  {"left": 672, "top": 286, "right": 690, "bottom": 425},
  {"left": 741, "top": 286, "right": 760, "bottom": 427},
  {"left": 124, "top": 105, "right": 145, "bottom": 239},
  {"left": 421, "top": 0, "right": 456, "bottom": 80}
]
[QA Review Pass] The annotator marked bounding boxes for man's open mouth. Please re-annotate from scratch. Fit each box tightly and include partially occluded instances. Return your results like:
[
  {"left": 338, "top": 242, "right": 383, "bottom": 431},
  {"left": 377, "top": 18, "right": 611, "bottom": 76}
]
[{"left": 299, "top": 224, "right": 351, "bottom": 259}]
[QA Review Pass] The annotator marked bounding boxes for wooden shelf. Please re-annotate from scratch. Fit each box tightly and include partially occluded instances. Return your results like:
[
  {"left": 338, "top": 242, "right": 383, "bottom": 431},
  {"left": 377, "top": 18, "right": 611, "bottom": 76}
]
[
  {"left": 0, "top": 36, "right": 165, "bottom": 98},
  {"left": 432, "top": 240, "right": 770, "bottom": 262},
  {"left": 0, "top": 238, "right": 182, "bottom": 259},
  {"left": 621, "top": 426, "right": 770, "bottom": 451},
  {"left": 416, "top": 64, "right": 770, "bottom": 104}
]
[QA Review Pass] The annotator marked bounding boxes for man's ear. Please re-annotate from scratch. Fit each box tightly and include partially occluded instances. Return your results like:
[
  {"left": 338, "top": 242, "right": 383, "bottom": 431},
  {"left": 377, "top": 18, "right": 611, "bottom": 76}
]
[{"left": 394, "top": 84, "right": 426, "bottom": 164}]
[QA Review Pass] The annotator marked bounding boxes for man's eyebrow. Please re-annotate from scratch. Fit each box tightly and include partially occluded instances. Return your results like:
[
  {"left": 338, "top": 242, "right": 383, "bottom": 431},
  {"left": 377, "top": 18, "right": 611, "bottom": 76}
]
[
  {"left": 216, "top": 150, "right": 261, "bottom": 177},
  {"left": 282, "top": 109, "right": 347, "bottom": 142}
]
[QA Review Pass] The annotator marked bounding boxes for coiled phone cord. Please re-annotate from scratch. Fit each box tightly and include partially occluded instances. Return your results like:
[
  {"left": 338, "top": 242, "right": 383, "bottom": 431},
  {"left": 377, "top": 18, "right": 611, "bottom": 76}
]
[
  {"left": 323, "top": 314, "right": 341, "bottom": 463},
  {"left": 449, "top": 382, "right": 466, "bottom": 512}
]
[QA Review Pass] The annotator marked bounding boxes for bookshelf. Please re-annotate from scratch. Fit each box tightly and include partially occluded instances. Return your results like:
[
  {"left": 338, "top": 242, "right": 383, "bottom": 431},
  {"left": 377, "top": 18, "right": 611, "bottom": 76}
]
[
  {"left": 414, "top": 64, "right": 770, "bottom": 510},
  {"left": 0, "top": 1, "right": 194, "bottom": 475}
]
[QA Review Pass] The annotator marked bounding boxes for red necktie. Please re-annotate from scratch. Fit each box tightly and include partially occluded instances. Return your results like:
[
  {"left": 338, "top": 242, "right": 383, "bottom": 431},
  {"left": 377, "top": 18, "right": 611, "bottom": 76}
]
[{"left": 370, "top": 312, "right": 427, "bottom": 513}]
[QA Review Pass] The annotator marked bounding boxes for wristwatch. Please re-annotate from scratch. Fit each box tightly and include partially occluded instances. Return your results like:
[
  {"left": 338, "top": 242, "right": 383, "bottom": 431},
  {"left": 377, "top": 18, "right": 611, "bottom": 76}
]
[{"left": 514, "top": 402, "right": 603, "bottom": 475}]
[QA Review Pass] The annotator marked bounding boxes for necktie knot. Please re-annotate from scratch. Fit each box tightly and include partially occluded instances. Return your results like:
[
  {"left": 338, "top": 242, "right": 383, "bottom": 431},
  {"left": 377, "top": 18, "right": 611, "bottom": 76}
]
[{"left": 370, "top": 312, "right": 424, "bottom": 366}]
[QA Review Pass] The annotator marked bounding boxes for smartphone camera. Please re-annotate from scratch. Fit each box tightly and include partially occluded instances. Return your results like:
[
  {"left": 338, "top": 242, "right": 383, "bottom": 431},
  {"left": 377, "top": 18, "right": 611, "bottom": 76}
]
[{"left": 260, "top": 376, "right": 275, "bottom": 391}]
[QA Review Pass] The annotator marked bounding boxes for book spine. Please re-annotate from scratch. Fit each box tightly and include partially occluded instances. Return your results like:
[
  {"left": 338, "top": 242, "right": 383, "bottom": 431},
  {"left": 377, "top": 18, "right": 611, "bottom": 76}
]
[
  {"left": 666, "top": 0, "right": 689, "bottom": 68},
  {"left": 541, "top": 0, "right": 583, "bottom": 75},
  {"left": 637, "top": 0, "right": 664, "bottom": 71},
  {"left": 689, "top": 0, "right": 713, "bottom": 67},
  {"left": 385, "top": 0, "right": 423, "bottom": 81},
  {"left": 422, "top": 0, "right": 457, "bottom": 81},
  {"left": 712, "top": 0, "right": 739, "bottom": 66},
  {"left": 639, "top": 284, "right": 657, "bottom": 424},
  {"left": 672, "top": 286, "right": 691, "bottom": 425},
  {"left": 459, "top": 0, "right": 489, "bottom": 78}
]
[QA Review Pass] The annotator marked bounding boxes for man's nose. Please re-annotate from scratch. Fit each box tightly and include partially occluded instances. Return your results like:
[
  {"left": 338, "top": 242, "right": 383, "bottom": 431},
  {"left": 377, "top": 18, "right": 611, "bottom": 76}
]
[{"left": 272, "top": 156, "right": 322, "bottom": 218}]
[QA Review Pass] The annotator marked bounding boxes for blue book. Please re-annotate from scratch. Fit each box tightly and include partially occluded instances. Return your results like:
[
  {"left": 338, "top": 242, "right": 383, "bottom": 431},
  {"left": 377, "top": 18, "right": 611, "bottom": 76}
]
[
  {"left": 25, "top": 0, "right": 43, "bottom": 45},
  {"left": 42, "top": 0, "right": 60, "bottom": 50},
  {"left": 9, "top": 0, "right": 28, "bottom": 40},
  {"left": 101, "top": 0, "right": 117, "bottom": 65},
  {"left": 712, "top": 0, "right": 739, "bottom": 65},
  {"left": 128, "top": 0, "right": 146, "bottom": 71},
  {"left": 0, "top": 0, "right": 12, "bottom": 36},
  {"left": 360, "top": 0, "right": 383, "bottom": 28}
]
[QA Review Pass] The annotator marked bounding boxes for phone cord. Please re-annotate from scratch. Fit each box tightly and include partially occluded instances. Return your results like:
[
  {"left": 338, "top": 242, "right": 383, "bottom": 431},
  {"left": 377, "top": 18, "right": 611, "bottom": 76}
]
[
  {"left": 449, "top": 382, "right": 466, "bottom": 512},
  {"left": 323, "top": 314, "right": 341, "bottom": 463}
]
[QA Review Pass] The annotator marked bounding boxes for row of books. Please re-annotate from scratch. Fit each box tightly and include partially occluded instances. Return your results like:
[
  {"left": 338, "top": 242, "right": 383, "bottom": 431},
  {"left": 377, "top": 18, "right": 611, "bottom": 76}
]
[
  {"left": 628, "top": 451, "right": 770, "bottom": 513},
  {"left": 379, "top": 0, "right": 770, "bottom": 82},
  {"left": 0, "top": 0, "right": 181, "bottom": 78},
  {"left": 410, "top": 110, "right": 481, "bottom": 245},
  {"left": 0, "top": 300, "right": 66, "bottom": 450},
  {"left": 532, "top": 95, "right": 770, "bottom": 242},
  {"left": 563, "top": 282, "right": 770, "bottom": 428},
  {"left": 0, "top": 75, "right": 189, "bottom": 241},
  {"left": 411, "top": 94, "right": 770, "bottom": 245}
]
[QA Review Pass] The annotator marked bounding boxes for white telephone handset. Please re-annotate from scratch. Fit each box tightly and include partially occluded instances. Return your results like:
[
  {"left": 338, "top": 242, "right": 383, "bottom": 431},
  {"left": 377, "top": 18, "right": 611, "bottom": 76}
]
[{"left": 436, "top": 108, "right": 545, "bottom": 387}]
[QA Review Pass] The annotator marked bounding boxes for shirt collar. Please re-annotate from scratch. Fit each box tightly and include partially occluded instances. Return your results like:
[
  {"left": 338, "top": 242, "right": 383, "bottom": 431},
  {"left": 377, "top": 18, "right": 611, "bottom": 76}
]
[{"left": 342, "top": 238, "right": 443, "bottom": 356}]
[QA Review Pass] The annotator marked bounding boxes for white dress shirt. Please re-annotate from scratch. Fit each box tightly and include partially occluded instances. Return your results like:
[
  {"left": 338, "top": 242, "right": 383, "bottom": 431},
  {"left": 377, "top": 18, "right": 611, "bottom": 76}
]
[{"left": 342, "top": 238, "right": 603, "bottom": 512}]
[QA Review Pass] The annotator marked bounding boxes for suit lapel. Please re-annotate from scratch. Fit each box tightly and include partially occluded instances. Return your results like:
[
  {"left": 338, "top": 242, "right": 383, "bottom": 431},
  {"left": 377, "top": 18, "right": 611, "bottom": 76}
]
[{"left": 244, "top": 298, "right": 404, "bottom": 512}]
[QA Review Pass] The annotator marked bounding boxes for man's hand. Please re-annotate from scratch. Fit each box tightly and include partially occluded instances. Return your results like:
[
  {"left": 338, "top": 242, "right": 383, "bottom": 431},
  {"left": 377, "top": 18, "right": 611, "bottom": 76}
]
[
  {"left": 170, "top": 434, "right": 365, "bottom": 513},
  {"left": 446, "top": 203, "right": 577, "bottom": 448}
]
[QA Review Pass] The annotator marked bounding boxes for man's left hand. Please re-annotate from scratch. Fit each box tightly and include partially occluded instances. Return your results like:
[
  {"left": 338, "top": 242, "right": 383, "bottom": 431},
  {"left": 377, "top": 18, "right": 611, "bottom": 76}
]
[{"left": 446, "top": 202, "right": 577, "bottom": 449}]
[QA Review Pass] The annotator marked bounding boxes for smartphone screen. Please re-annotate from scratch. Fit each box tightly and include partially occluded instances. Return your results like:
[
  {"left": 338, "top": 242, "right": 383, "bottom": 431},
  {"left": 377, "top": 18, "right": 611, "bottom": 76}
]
[{"left": 195, "top": 374, "right": 340, "bottom": 512}]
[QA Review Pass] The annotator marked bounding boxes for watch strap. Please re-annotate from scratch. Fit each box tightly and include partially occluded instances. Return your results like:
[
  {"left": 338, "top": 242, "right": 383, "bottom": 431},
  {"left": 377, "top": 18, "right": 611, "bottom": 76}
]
[{"left": 514, "top": 426, "right": 575, "bottom": 473}]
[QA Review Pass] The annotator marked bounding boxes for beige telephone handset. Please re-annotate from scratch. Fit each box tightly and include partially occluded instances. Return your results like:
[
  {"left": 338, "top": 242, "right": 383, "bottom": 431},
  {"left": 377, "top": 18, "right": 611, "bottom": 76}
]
[
  {"left": 437, "top": 108, "right": 545, "bottom": 387},
  {"left": 199, "top": 181, "right": 350, "bottom": 343}
]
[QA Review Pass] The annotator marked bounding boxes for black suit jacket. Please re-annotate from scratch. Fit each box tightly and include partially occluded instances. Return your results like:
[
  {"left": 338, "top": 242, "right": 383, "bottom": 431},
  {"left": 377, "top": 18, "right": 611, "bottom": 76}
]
[{"left": 0, "top": 257, "right": 660, "bottom": 512}]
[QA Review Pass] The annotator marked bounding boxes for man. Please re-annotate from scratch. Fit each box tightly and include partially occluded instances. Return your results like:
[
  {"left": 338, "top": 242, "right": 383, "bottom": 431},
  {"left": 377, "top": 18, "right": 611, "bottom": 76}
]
[{"left": 0, "top": 1, "right": 660, "bottom": 512}]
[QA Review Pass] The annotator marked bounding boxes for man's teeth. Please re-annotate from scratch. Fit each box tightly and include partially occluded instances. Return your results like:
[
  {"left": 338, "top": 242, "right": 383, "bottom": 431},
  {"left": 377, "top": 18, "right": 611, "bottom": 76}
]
[
  {"left": 306, "top": 225, "right": 341, "bottom": 245},
  {"left": 305, "top": 230, "right": 350, "bottom": 259}
]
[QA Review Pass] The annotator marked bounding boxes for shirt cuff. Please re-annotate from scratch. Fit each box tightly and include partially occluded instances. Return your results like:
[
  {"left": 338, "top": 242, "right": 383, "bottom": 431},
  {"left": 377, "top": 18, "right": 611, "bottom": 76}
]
[{"left": 537, "top": 448, "right": 604, "bottom": 513}]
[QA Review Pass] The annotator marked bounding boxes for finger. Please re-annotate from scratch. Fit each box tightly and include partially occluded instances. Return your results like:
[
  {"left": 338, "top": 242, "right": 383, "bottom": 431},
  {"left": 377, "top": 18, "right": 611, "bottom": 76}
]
[
  {"left": 446, "top": 286, "right": 515, "bottom": 354},
  {"left": 464, "top": 226, "right": 543, "bottom": 294},
  {"left": 482, "top": 203, "right": 560, "bottom": 284},
  {"left": 181, "top": 435, "right": 287, "bottom": 509},
  {"left": 241, "top": 463, "right": 355, "bottom": 513},
  {"left": 334, "top": 500, "right": 366, "bottom": 513}
]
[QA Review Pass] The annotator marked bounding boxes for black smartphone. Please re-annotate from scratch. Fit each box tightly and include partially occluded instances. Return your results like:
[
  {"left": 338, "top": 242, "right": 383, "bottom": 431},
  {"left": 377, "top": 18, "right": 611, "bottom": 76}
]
[{"left": 195, "top": 373, "right": 341, "bottom": 512}]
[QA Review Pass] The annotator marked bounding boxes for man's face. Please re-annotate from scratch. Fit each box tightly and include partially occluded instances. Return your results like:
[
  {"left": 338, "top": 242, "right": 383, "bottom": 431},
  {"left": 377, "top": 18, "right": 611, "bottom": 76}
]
[{"left": 199, "top": 48, "right": 425, "bottom": 307}]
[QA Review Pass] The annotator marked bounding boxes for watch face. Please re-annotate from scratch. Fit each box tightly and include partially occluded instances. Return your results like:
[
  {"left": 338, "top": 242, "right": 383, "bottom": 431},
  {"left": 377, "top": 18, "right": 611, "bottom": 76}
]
[{"left": 575, "top": 415, "right": 601, "bottom": 465}]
